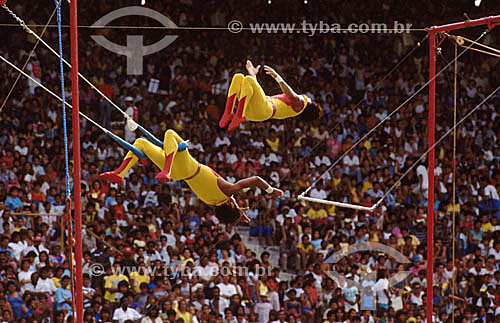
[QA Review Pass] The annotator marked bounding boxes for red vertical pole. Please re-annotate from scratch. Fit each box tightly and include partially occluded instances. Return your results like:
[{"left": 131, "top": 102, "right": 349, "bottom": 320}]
[
  {"left": 426, "top": 30, "right": 436, "bottom": 323},
  {"left": 65, "top": 201, "right": 76, "bottom": 318},
  {"left": 69, "top": 1, "right": 83, "bottom": 322}
]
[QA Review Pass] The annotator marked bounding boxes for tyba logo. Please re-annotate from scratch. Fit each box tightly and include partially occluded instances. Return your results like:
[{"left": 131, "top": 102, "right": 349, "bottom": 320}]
[
  {"left": 91, "top": 6, "right": 178, "bottom": 75},
  {"left": 324, "top": 242, "right": 411, "bottom": 295}
]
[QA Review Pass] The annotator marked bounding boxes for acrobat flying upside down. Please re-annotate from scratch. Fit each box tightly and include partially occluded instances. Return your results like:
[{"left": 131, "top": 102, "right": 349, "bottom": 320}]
[
  {"left": 220, "top": 60, "right": 323, "bottom": 131},
  {"left": 99, "top": 129, "right": 283, "bottom": 224}
]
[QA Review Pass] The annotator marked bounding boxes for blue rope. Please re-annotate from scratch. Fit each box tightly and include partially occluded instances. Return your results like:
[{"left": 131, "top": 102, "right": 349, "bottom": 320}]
[
  {"left": 136, "top": 124, "right": 163, "bottom": 147},
  {"left": 106, "top": 131, "right": 147, "bottom": 159},
  {"left": 54, "top": 0, "right": 71, "bottom": 200},
  {"left": 133, "top": 125, "right": 189, "bottom": 151}
]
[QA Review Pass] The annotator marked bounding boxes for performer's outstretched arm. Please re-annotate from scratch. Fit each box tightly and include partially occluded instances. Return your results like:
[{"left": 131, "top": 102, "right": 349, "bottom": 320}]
[
  {"left": 215, "top": 176, "right": 282, "bottom": 224},
  {"left": 264, "top": 65, "right": 305, "bottom": 112},
  {"left": 217, "top": 176, "right": 283, "bottom": 198}
]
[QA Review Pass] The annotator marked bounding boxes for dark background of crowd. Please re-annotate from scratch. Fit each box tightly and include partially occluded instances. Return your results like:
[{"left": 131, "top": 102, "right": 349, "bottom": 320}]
[{"left": 0, "top": 0, "right": 500, "bottom": 322}]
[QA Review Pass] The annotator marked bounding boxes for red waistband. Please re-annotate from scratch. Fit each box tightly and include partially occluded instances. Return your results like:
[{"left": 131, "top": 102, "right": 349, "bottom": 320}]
[
  {"left": 184, "top": 163, "right": 201, "bottom": 181},
  {"left": 268, "top": 99, "right": 277, "bottom": 118}
]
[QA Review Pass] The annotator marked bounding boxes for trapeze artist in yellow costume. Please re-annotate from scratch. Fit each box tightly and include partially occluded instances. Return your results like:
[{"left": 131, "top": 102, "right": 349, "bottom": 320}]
[
  {"left": 99, "top": 129, "right": 283, "bottom": 223},
  {"left": 220, "top": 60, "right": 323, "bottom": 131}
]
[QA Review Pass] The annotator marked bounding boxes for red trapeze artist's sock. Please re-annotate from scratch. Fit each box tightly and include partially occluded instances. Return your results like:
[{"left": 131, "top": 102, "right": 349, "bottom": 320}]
[
  {"left": 155, "top": 152, "right": 174, "bottom": 182},
  {"left": 228, "top": 96, "right": 246, "bottom": 132},
  {"left": 219, "top": 93, "right": 237, "bottom": 128},
  {"left": 98, "top": 157, "right": 134, "bottom": 184}
]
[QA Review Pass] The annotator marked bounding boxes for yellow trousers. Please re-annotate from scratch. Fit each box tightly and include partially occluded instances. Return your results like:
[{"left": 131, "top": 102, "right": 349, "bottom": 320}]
[
  {"left": 227, "top": 73, "right": 307, "bottom": 121},
  {"left": 116, "top": 130, "right": 229, "bottom": 206}
]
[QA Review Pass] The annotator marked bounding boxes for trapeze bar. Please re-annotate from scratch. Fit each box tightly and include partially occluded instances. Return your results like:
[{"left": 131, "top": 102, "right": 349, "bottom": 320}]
[{"left": 297, "top": 194, "right": 377, "bottom": 212}]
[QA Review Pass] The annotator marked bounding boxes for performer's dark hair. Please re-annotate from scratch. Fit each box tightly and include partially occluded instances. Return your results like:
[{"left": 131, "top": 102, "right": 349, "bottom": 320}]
[
  {"left": 299, "top": 101, "right": 322, "bottom": 122},
  {"left": 215, "top": 204, "right": 241, "bottom": 224}
]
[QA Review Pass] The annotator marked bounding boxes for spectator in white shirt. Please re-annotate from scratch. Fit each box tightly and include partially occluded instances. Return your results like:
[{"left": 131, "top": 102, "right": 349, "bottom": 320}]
[
  {"left": 227, "top": 147, "right": 238, "bottom": 165},
  {"left": 124, "top": 97, "right": 139, "bottom": 143},
  {"left": 141, "top": 304, "right": 162, "bottom": 323},
  {"left": 189, "top": 135, "right": 204, "bottom": 152},
  {"left": 216, "top": 274, "right": 238, "bottom": 314},
  {"left": 254, "top": 292, "right": 273, "bottom": 323},
  {"left": 310, "top": 183, "right": 328, "bottom": 200},
  {"left": 259, "top": 147, "right": 281, "bottom": 167},
  {"left": 23, "top": 272, "right": 38, "bottom": 293},
  {"left": 374, "top": 272, "right": 390, "bottom": 310},
  {"left": 314, "top": 154, "right": 331, "bottom": 167},
  {"left": 404, "top": 138, "right": 418, "bottom": 154},
  {"left": 226, "top": 170, "right": 237, "bottom": 184},
  {"left": 269, "top": 166, "right": 280, "bottom": 186},
  {"left": 195, "top": 256, "right": 215, "bottom": 284},
  {"left": 8, "top": 232, "right": 25, "bottom": 260},
  {"left": 343, "top": 150, "right": 361, "bottom": 181},
  {"left": 14, "top": 138, "right": 29, "bottom": 156},
  {"left": 313, "top": 124, "right": 329, "bottom": 141},
  {"left": 35, "top": 266, "right": 57, "bottom": 297},
  {"left": 113, "top": 296, "right": 142, "bottom": 323},
  {"left": 97, "top": 141, "right": 109, "bottom": 163},
  {"left": 124, "top": 75, "right": 138, "bottom": 89},
  {"left": 49, "top": 194, "right": 66, "bottom": 215},
  {"left": 409, "top": 283, "right": 424, "bottom": 306},
  {"left": 484, "top": 181, "right": 499, "bottom": 201},
  {"left": 18, "top": 259, "right": 34, "bottom": 294},
  {"left": 469, "top": 259, "right": 483, "bottom": 276},
  {"left": 489, "top": 241, "right": 500, "bottom": 260},
  {"left": 32, "top": 158, "right": 45, "bottom": 177},
  {"left": 217, "top": 145, "right": 232, "bottom": 163},
  {"left": 251, "top": 136, "right": 265, "bottom": 149},
  {"left": 161, "top": 222, "right": 177, "bottom": 248},
  {"left": 214, "top": 132, "right": 231, "bottom": 148},
  {"left": 26, "top": 235, "right": 49, "bottom": 257},
  {"left": 367, "top": 182, "right": 384, "bottom": 199},
  {"left": 82, "top": 274, "right": 96, "bottom": 309},
  {"left": 144, "top": 241, "right": 162, "bottom": 266},
  {"left": 415, "top": 164, "right": 428, "bottom": 193}
]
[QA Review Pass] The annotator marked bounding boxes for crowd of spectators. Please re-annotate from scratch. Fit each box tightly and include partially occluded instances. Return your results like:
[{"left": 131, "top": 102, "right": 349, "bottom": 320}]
[{"left": 1, "top": 0, "right": 500, "bottom": 322}]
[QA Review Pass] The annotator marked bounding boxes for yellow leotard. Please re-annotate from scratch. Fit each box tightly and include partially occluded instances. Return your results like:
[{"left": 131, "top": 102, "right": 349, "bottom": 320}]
[
  {"left": 116, "top": 130, "right": 230, "bottom": 206},
  {"left": 227, "top": 73, "right": 308, "bottom": 121},
  {"left": 267, "top": 94, "right": 308, "bottom": 120},
  {"left": 170, "top": 150, "right": 229, "bottom": 206}
]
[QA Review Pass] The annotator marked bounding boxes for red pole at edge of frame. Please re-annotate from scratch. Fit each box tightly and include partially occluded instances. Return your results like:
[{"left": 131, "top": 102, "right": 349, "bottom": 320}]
[
  {"left": 424, "top": 14, "right": 500, "bottom": 322},
  {"left": 69, "top": 0, "right": 83, "bottom": 322},
  {"left": 426, "top": 30, "right": 436, "bottom": 323}
]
